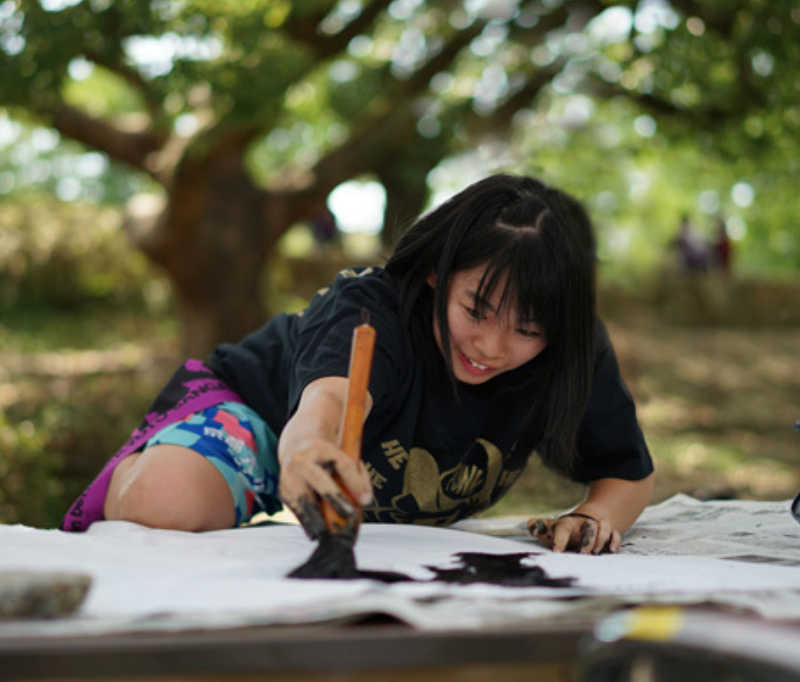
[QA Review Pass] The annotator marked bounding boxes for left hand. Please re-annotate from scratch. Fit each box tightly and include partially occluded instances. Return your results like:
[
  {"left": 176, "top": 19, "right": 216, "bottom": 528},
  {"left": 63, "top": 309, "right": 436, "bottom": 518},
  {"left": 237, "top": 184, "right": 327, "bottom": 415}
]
[{"left": 527, "top": 512, "right": 621, "bottom": 554}]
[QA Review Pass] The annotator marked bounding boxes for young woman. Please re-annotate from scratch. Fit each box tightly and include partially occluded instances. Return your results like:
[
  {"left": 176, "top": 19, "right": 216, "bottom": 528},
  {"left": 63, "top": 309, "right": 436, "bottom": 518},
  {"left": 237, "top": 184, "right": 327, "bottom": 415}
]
[{"left": 63, "top": 174, "right": 654, "bottom": 554}]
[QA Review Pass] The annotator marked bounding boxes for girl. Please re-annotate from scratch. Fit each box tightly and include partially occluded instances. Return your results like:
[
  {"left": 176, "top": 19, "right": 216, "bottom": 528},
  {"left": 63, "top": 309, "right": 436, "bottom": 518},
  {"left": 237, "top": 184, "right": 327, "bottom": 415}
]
[{"left": 63, "top": 174, "right": 654, "bottom": 554}]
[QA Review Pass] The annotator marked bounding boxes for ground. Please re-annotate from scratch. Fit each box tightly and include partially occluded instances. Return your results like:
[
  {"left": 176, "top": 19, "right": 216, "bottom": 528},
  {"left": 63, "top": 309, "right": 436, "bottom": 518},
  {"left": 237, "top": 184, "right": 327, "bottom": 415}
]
[{"left": 491, "top": 305, "right": 800, "bottom": 516}]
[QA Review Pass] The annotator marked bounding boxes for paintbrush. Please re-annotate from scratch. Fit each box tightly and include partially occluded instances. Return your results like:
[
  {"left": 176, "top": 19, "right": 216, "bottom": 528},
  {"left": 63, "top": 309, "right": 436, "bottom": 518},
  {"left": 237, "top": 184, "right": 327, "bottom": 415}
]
[{"left": 288, "top": 312, "right": 376, "bottom": 579}]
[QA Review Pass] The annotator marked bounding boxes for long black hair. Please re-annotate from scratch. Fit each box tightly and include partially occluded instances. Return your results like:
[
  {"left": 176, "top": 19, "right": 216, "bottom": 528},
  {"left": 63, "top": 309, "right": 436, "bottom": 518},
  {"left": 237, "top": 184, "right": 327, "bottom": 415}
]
[{"left": 384, "top": 174, "right": 596, "bottom": 474}]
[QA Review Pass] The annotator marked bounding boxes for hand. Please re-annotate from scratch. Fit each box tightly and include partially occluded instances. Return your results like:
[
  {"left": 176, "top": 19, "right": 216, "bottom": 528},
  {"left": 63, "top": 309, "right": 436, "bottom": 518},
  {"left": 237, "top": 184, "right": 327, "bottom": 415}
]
[
  {"left": 527, "top": 512, "right": 621, "bottom": 554},
  {"left": 278, "top": 437, "right": 372, "bottom": 540}
]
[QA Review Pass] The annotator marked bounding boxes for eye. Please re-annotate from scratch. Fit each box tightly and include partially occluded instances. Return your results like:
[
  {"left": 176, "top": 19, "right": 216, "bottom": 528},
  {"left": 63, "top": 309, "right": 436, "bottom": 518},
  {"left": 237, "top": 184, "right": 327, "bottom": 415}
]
[
  {"left": 463, "top": 306, "right": 486, "bottom": 321},
  {"left": 517, "top": 327, "right": 542, "bottom": 339}
]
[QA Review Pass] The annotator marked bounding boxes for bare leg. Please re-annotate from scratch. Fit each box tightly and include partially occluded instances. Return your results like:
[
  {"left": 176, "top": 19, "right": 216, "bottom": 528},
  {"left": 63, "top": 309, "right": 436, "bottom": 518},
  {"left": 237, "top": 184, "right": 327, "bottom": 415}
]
[{"left": 104, "top": 444, "right": 236, "bottom": 531}]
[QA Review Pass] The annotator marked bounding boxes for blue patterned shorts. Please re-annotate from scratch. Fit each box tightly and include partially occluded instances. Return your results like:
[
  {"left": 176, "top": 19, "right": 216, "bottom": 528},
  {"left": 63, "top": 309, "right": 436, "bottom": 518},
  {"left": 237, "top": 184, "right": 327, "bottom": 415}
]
[{"left": 145, "top": 402, "right": 282, "bottom": 525}]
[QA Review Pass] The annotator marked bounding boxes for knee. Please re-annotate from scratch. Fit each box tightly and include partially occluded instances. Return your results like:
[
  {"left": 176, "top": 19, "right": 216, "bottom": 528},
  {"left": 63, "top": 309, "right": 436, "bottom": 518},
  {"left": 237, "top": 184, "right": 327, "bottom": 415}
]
[
  {"left": 105, "top": 449, "right": 235, "bottom": 531},
  {"left": 114, "top": 468, "right": 189, "bottom": 530}
]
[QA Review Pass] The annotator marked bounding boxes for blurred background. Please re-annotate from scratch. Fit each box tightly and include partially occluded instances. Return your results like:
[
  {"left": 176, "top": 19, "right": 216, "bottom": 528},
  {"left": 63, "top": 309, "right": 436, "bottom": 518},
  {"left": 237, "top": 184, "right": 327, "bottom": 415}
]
[{"left": 1, "top": 0, "right": 798, "bottom": 528}]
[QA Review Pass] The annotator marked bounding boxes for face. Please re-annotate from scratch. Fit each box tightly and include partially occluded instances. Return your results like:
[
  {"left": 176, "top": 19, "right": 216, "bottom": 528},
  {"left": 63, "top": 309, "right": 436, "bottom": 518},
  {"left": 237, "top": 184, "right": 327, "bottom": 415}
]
[{"left": 428, "top": 265, "right": 548, "bottom": 385}]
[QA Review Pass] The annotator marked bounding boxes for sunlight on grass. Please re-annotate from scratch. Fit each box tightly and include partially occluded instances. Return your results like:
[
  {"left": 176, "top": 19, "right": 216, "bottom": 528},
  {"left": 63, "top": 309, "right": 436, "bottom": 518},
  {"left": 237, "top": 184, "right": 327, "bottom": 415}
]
[
  {"left": 647, "top": 436, "right": 798, "bottom": 501},
  {"left": 0, "top": 305, "right": 178, "bottom": 354}
]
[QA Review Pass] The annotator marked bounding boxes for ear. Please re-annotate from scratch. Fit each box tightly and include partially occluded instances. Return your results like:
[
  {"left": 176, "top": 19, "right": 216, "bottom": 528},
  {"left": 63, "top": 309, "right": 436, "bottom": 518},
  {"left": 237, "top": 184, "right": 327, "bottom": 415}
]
[{"left": 426, "top": 271, "right": 436, "bottom": 288}]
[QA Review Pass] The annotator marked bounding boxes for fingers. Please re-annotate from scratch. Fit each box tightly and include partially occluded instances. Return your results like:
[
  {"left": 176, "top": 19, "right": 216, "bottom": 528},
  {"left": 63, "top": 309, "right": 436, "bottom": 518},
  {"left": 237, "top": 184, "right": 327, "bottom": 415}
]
[
  {"left": 279, "top": 440, "right": 373, "bottom": 539},
  {"left": 528, "top": 515, "right": 621, "bottom": 554},
  {"left": 527, "top": 518, "right": 555, "bottom": 548},
  {"left": 608, "top": 529, "right": 622, "bottom": 553},
  {"left": 552, "top": 518, "right": 587, "bottom": 553},
  {"left": 577, "top": 520, "right": 596, "bottom": 553},
  {"left": 333, "top": 454, "right": 373, "bottom": 506},
  {"left": 288, "top": 490, "right": 327, "bottom": 540},
  {"left": 591, "top": 519, "right": 622, "bottom": 555}
]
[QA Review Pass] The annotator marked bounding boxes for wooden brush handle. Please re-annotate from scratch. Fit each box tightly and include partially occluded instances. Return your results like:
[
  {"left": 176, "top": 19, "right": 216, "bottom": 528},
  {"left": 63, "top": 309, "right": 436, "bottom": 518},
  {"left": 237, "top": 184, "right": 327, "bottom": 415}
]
[
  {"left": 322, "top": 321, "right": 376, "bottom": 535},
  {"left": 339, "top": 322, "right": 376, "bottom": 460}
]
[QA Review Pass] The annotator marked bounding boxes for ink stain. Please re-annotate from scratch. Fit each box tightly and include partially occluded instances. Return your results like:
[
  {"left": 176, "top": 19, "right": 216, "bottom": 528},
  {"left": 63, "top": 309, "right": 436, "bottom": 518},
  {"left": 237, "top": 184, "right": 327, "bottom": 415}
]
[
  {"left": 289, "top": 550, "right": 575, "bottom": 588},
  {"left": 424, "top": 552, "right": 576, "bottom": 588}
]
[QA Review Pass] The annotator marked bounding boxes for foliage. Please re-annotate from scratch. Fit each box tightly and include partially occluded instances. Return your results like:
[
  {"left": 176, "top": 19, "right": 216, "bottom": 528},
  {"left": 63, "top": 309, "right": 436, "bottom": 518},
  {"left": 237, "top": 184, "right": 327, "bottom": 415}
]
[
  {"left": 1, "top": 297, "right": 178, "bottom": 527},
  {"left": 0, "top": 1, "right": 798, "bottom": 357},
  {"left": 0, "top": 194, "right": 169, "bottom": 309},
  {"left": 2, "top": 0, "right": 799, "bottom": 528},
  {"left": 0, "top": 411, "right": 53, "bottom": 526},
  {"left": 509, "top": 97, "right": 800, "bottom": 276},
  {"left": 0, "top": 362, "right": 172, "bottom": 527}
]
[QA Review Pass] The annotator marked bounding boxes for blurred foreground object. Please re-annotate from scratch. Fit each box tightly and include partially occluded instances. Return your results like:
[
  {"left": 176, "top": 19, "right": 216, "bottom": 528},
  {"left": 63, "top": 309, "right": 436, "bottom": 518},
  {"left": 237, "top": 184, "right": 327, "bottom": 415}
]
[
  {"left": 0, "top": 571, "right": 91, "bottom": 619},
  {"left": 792, "top": 420, "right": 800, "bottom": 525},
  {"left": 581, "top": 606, "right": 800, "bottom": 682}
]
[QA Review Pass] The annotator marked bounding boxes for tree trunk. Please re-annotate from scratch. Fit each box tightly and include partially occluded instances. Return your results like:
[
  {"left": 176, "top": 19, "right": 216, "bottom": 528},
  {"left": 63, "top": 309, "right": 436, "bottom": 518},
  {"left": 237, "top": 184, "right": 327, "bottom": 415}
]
[
  {"left": 378, "top": 166, "right": 430, "bottom": 249},
  {"left": 145, "top": 153, "right": 274, "bottom": 358}
]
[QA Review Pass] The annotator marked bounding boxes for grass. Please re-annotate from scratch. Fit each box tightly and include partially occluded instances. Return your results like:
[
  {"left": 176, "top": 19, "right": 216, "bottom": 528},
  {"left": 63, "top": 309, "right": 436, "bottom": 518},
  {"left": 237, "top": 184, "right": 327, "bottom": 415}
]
[
  {"left": 1, "top": 277, "right": 799, "bottom": 527},
  {"left": 488, "top": 305, "right": 800, "bottom": 517},
  {"left": 0, "top": 303, "right": 178, "bottom": 353}
]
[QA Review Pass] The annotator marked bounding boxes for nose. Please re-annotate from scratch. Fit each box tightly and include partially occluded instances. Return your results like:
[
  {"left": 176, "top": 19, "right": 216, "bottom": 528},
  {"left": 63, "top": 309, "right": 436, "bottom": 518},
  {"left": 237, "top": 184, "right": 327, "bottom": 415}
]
[{"left": 474, "top": 321, "right": 508, "bottom": 361}]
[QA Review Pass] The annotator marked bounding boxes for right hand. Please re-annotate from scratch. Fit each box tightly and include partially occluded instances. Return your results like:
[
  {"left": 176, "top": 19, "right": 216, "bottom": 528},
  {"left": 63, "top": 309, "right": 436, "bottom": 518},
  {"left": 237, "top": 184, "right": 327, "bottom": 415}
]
[{"left": 278, "top": 437, "right": 373, "bottom": 540}]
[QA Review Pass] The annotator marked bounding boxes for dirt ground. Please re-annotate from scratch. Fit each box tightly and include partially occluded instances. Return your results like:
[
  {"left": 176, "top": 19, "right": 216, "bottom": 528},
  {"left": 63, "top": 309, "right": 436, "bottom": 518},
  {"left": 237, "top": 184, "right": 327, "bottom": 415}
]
[
  {"left": 490, "top": 308, "right": 800, "bottom": 516},
  {"left": 2, "top": 283, "right": 799, "bottom": 525}
]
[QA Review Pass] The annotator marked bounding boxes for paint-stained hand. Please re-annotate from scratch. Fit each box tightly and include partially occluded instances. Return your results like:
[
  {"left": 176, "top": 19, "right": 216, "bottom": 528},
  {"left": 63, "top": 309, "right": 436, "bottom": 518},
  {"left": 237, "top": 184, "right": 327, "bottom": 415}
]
[
  {"left": 527, "top": 513, "right": 621, "bottom": 554},
  {"left": 278, "top": 438, "right": 373, "bottom": 540}
]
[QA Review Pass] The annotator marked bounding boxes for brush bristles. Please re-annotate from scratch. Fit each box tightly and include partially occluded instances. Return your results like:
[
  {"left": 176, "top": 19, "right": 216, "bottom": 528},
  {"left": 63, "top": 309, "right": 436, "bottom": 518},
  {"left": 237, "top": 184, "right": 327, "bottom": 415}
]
[{"left": 288, "top": 532, "right": 358, "bottom": 579}]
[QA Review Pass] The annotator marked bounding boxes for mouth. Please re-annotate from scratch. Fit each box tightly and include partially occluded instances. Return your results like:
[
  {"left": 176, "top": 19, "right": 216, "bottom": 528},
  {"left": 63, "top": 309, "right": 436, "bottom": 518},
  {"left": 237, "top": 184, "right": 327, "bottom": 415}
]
[{"left": 456, "top": 348, "right": 494, "bottom": 377}]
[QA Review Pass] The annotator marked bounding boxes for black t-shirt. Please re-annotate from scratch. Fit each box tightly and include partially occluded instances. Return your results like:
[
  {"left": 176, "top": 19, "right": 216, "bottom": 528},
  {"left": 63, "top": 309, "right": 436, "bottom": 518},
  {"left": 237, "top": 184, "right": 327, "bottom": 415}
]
[{"left": 208, "top": 267, "right": 652, "bottom": 525}]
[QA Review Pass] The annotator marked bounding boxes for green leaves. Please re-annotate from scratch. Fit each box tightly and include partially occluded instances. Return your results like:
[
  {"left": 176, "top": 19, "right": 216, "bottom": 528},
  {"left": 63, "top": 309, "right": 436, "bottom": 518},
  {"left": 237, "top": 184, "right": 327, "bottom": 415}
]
[{"left": 1, "top": 0, "right": 798, "bottom": 273}]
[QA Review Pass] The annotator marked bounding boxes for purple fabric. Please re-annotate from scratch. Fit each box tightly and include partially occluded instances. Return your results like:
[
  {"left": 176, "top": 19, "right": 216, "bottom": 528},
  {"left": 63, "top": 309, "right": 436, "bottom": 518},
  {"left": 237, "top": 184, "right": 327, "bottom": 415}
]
[{"left": 61, "top": 360, "right": 243, "bottom": 532}]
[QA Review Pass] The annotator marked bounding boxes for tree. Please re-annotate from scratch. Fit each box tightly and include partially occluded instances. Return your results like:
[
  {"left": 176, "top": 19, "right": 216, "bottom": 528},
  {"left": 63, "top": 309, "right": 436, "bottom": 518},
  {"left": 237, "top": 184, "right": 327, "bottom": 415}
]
[{"left": 2, "top": 0, "right": 797, "bottom": 354}]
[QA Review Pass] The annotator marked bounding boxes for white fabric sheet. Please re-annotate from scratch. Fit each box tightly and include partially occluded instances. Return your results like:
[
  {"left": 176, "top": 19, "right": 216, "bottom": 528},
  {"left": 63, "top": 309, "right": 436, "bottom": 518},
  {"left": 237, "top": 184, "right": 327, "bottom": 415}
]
[{"left": 2, "top": 494, "right": 800, "bottom": 635}]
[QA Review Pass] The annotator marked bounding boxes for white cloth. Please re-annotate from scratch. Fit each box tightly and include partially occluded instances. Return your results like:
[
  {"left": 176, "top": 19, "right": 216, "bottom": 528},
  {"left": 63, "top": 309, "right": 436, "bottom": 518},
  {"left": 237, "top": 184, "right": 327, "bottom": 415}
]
[{"left": 2, "top": 494, "right": 799, "bottom": 635}]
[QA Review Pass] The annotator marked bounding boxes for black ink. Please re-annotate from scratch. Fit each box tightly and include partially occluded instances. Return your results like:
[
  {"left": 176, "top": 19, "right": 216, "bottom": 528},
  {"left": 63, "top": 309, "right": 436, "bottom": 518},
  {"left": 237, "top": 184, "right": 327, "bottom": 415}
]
[
  {"left": 425, "top": 552, "right": 575, "bottom": 588},
  {"left": 289, "top": 549, "right": 575, "bottom": 588},
  {"left": 288, "top": 531, "right": 359, "bottom": 579},
  {"left": 579, "top": 521, "right": 594, "bottom": 549}
]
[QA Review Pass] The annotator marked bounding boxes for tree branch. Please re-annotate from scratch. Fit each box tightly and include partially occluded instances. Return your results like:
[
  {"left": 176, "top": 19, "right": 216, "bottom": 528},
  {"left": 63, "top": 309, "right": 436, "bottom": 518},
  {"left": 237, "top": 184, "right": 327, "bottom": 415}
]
[
  {"left": 263, "top": 0, "right": 608, "bottom": 239},
  {"left": 284, "top": 0, "right": 393, "bottom": 59},
  {"left": 267, "top": 103, "right": 420, "bottom": 233},
  {"left": 83, "top": 49, "right": 164, "bottom": 127},
  {"left": 49, "top": 103, "right": 167, "bottom": 176},
  {"left": 587, "top": 78, "right": 734, "bottom": 126},
  {"left": 463, "top": 60, "right": 566, "bottom": 137},
  {"left": 665, "top": 0, "right": 737, "bottom": 37},
  {"left": 391, "top": 21, "right": 486, "bottom": 98},
  {"left": 265, "top": 15, "right": 488, "bottom": 221}
]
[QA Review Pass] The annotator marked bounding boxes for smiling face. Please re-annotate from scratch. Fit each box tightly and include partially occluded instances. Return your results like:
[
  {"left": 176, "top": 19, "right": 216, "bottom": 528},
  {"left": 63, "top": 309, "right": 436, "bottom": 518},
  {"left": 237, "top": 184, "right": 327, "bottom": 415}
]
[{"left": 429, "top": 265, "right": 548, "bottom": 385}]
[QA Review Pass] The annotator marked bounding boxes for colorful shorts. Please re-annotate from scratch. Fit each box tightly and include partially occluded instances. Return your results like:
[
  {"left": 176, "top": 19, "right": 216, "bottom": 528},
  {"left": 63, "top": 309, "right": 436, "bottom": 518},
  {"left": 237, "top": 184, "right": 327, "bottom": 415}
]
[{"left": 145, "top": 402, "right": 282, "bottom": 525}]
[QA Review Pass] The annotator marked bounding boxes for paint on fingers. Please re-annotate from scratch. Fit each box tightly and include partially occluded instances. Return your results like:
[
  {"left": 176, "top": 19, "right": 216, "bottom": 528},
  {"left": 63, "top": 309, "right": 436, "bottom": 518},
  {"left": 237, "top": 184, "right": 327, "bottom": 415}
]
[
  {"left": 293, "top": 495, "right": 326, "bottom": 540},
  {"left": 528, "top": 518, "right": 556, "bottom": 549},
  {"left": 579, "top": 520, "right": 596, "bottom": 552}
]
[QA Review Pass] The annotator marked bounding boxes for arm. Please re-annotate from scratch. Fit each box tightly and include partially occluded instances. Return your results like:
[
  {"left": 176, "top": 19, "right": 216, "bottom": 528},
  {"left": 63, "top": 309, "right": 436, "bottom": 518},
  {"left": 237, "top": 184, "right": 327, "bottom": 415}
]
[
  {"left": 278, "top": 377, "right": 373, "bottom": 538},
  {"left": 530, "top": 472, "right": 655, "bottom": 554}
]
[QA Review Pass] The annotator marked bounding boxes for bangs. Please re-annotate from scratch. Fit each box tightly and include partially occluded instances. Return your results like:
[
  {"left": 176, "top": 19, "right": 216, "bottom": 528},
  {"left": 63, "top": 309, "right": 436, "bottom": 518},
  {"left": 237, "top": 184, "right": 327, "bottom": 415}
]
[
  {"left": 472, "top": 222, "right": 563, "bottom": 338},
  {"left": 387, "top": 172, "right": 597, "bottom": 472}
]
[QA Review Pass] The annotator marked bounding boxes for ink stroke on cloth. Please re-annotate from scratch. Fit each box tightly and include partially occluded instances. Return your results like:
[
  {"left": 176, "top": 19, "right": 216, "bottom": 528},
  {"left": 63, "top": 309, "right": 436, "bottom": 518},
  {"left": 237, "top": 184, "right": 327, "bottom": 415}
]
[{"left": 3, "top": 494, "right": 800, "bottom": 637}]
